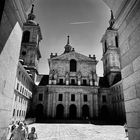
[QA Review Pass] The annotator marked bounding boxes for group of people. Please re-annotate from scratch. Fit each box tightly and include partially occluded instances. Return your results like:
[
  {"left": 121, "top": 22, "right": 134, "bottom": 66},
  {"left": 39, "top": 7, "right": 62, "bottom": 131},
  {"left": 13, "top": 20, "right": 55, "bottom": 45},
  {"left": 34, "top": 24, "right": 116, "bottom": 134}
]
[{"left": 8, "top": 121, "right": 38, "bottom": 140}]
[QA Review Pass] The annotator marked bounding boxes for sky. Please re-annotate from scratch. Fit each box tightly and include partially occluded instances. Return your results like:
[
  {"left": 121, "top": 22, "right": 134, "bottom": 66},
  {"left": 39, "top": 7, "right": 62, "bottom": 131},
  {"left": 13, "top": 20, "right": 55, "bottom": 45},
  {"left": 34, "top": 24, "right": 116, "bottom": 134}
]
[{"left": 32, "top": 0, "right": 110, "bottom": 76}]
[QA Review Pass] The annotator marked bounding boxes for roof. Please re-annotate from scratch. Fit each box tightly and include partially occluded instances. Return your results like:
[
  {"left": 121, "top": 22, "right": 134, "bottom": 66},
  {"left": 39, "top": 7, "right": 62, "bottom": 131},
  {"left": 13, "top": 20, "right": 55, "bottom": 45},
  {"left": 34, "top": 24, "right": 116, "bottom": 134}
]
[
  {"left": 38, "top": 75, "right": 49, "bottom": 86},
  {"left": 99, "top": 77, "right": 109, "bottom": 88},
  {"left": 49, "top": 51, "right": 98, "bottom": 63}
]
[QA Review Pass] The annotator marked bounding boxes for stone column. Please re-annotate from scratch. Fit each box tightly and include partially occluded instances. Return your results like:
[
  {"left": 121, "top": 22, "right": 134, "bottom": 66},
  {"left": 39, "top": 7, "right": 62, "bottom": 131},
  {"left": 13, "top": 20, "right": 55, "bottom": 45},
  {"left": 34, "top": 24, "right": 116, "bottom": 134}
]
[
  {"left": 49, "top": 80, "right": 52, "bottom": 85},
  {"left": 90, "top": 94, "right": 93, "bottom": 118},
  {"left": 64, "top": 92, "right": 69, "bottom": 118},
  {"left": 53, "top": 80, "right": 57, "bottom": 85},
  {"left": 77, "top": 93, "right": 81, "bottom": 118},
  {"left": 66, "top": 80, "right": 69, "bottom": 85},
  {"left": 78, "top": 80, "right": 81, "bottom": 86},
  {"left": 90, "top": 80, "right": 93, "bottom": 86},
  {"left": 52, "top": 93, "right": 56, "bottom": 118},
  {"left": 93, "top": 94, "right": 98, "bottom": 117}
]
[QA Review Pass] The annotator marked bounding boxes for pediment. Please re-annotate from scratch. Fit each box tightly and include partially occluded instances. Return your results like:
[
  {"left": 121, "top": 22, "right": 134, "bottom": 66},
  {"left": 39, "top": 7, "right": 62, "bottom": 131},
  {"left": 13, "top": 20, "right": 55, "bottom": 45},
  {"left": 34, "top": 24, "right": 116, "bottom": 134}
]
[{"left": 50, "top": 51, "right": 96, "bottom": 62}]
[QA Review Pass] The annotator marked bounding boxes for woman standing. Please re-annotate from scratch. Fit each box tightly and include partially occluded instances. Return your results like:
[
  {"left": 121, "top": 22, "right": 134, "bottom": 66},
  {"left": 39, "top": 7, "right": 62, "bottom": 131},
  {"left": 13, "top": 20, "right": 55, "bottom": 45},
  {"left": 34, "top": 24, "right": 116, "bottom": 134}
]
[{"left": 27, "top": 127, "right": 38, "bottom": 140}]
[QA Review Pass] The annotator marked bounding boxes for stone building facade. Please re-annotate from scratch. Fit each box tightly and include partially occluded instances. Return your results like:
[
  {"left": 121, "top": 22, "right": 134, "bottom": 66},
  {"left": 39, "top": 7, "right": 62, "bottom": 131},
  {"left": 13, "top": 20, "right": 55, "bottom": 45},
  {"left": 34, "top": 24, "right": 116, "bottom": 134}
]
[
  {"left": 103, "top": 0, "right": 140, "bottom": 139},
  {"left": 33, "top": 37, "right": 99, "bottom": 120},
  {"left": 11, "top": 4, "right": 42, "bottom": 123},
  {"left": 33, "top": 30, "right": 126, "bottom": 122},
  {"left": 11, "top": 62, "right": 33, "bottom": 122},
  {"left": 0, "top": 0, "right": 131, "bottom": 139}
]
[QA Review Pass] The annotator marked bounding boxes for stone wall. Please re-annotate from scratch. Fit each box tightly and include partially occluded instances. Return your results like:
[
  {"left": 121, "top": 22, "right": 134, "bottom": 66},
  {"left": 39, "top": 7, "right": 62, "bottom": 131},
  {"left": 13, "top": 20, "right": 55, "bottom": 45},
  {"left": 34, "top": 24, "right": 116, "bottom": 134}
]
[
  {"left": 0, "top": 22, "right": 22, "bottom": 140},
  {"left": 0, "top": 0, "right": 34, "bottom": 139},
  {"left": 103, "top": 0, "right": 140, "bottom": 139}
]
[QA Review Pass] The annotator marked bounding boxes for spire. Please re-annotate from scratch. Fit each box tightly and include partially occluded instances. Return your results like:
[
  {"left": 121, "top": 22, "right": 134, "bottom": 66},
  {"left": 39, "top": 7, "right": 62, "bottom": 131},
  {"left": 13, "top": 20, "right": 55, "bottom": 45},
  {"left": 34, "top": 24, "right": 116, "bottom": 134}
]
[
  {"left": 31, "top": 4, "right": 34, "bottom": 14},
  {"left": 64, "top": 35, "right": 73, "bottom": 53},
  {"left": 67, "top": 35, "right": 70, "bottom": 45},
  {"left": 108, "top": 10, "right": 115, "bottom": 30},
  {"left": 28, "top": 4, "right": 36, "bottom": 20}
]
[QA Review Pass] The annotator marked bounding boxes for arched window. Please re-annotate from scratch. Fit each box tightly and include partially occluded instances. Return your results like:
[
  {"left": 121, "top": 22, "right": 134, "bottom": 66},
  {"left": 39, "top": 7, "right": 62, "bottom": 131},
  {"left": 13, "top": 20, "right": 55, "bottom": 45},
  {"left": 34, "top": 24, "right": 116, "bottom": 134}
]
[
  {"left": 115, "top": 36, "right": 119, "bottom": 48},
  {"left": 70, "top": 59, "right": 77, "bottom": 72},
  {"left": 104, "top": 41, "right": 107, "bottom": 53},
  {"left": 22, "top": 30, "right": 30, "bottom": 43}
]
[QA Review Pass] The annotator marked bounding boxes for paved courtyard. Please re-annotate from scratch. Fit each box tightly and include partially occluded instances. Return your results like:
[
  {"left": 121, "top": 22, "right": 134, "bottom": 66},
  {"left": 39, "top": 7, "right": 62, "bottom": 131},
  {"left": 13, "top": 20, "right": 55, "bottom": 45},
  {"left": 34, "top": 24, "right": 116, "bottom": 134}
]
[{"left": 28, "top": 123, "right": 129, "bottom": 140}]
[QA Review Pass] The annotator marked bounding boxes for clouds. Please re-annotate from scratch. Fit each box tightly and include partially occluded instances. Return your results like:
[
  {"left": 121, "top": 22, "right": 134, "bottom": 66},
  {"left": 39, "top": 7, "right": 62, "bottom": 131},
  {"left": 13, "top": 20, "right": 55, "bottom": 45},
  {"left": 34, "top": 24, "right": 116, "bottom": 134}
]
[{"left": 69, "top": 21, "right": 94, "bottom": 25}]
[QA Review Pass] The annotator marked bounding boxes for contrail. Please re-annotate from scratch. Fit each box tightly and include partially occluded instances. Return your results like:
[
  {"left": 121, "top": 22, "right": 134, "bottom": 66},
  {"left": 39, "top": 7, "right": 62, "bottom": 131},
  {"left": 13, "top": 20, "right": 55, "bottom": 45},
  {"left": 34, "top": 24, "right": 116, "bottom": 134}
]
[{"left": 70, "top": 21, "right": 93, "bottom": 25}]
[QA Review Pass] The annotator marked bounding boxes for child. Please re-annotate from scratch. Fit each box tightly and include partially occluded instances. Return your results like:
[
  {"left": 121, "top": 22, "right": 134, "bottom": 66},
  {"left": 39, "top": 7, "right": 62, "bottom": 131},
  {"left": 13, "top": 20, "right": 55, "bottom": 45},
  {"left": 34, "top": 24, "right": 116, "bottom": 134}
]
[
  {"left": 124, "top": 123, "right": 128, "bottom": 137},
  {"left": 27, "top": 127, "right": 38, "bottom": 140}
]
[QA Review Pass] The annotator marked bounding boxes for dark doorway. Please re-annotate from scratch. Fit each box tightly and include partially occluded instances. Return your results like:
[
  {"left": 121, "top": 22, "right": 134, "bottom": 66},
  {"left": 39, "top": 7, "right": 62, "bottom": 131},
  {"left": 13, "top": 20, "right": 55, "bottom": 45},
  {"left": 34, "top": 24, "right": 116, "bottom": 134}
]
[
  {"left": 82, "top": 105, "right": 89, "bottom": 119},
  {"left": 35, "top": 104, "right": 44, "bottom": 122},
  {"left": 69, "top": 104, "right": 77, "bottom": 119},
  {"left": 56, "top": 104, "right": 64, "bottom": 119},
  {"left": 101, "top": 105, "right": 109, "bottom": 120}
]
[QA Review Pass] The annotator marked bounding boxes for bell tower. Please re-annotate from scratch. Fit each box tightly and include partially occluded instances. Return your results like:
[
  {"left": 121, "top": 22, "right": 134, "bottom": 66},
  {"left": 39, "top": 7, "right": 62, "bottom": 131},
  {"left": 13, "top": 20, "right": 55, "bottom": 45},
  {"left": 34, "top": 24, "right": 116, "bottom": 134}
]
[
  {"left": 20, "top": 5, "right": 42, "bottom": 82},
  {"left": 101, "top": 10, "right": 121, "bottom": 86}
]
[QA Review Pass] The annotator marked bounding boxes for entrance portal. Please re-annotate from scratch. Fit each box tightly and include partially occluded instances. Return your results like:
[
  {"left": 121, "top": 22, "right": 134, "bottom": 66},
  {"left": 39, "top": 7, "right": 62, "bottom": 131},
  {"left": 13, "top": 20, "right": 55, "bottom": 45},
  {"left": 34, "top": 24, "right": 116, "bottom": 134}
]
[
  {"left": 35, "top": 104, "right": 44, "bottom": 122},
  {"left": 101, "top": 105, "right": 108, "bottom": 120},
  {"left": 82, "top": 105, "right": 89, "bottom": 119},
  {"left": 69, "top": 104, "right": 77, "bottom": 119},
  {"left": 56, "top": 104, "right": 64, "bottom": 119}
]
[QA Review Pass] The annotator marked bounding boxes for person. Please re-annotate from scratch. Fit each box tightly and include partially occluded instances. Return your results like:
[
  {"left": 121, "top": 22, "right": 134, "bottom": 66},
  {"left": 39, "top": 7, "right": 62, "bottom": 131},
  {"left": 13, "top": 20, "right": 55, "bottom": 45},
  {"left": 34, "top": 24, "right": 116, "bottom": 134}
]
[
  {"left": 11, "top": 122, "right": 27, "bottom": 140},
  {"left": 9, "top": 122, "right": 16, "bottom": 140},
  {"left": 27, "top": 127, "right": 38, "bottom": 140},
  {"left": 124, "top": 123, "right": 128, "bottom": 137},
  {"left": 24, "top": 122, "right": 29, "bottom": 138}
]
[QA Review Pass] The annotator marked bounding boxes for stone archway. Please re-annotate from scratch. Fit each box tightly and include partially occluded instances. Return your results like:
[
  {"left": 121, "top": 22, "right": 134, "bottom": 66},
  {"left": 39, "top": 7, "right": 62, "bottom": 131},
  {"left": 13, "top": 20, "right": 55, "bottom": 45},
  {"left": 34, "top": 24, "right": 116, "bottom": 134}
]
[
  {"left": 82, "top": 105, "right": 89, "bottom": 119},
  {"left": 69, "top": 104, "right": 77, "bottom": 119},
  {"left": 56, "top": 104, "right": 64, "bottom": 119},
  {"left": 101, "top": 105, "right": 108, "bottom": 120},
  {"left": 35, "top": 104, "right": 44, "bottom": 122}
]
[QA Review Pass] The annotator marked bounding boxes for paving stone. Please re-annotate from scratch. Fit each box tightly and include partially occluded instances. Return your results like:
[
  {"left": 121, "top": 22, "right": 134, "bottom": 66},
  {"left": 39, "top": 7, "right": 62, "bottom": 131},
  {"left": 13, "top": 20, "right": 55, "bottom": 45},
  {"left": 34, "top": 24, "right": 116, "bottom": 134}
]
[{"left": 28, "top": 123, "right": 128, "bottom": 140}]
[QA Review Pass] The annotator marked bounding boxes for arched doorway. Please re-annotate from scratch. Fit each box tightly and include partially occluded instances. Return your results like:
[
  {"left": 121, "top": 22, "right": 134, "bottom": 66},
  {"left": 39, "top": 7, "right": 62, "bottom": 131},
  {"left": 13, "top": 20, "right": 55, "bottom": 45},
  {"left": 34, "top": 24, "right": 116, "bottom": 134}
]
[
  {"left": 35, "top": 104, "right": 44, "bottom": 122},
  {"left": 82, "top": 105, "right": 89, "bottom": 119},
  {"left": 101, "top": 105, "right": 108, "bottom": 120},
  {"left": 56, "top": 104, "right": 64, "bottom": 119},
  {"left": 69, "top": 104, "right": 77, "bottom": 119}
]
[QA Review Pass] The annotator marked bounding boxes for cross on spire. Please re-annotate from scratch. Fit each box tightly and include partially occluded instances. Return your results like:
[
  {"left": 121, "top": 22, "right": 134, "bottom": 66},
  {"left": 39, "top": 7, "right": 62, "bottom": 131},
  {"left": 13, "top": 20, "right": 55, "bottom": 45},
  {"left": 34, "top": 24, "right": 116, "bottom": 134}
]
[
  {"left": 108, "top": 10, "right": 115, "bottom": 30},
  {"left": 67, "top": 35, "right": 70, "bottom": 45},
  {"left": 28, "top": 4, "right": 36, "bottom": 20},
  {"left": 31, "top": 4, "right": 34, "bottom": 14}
]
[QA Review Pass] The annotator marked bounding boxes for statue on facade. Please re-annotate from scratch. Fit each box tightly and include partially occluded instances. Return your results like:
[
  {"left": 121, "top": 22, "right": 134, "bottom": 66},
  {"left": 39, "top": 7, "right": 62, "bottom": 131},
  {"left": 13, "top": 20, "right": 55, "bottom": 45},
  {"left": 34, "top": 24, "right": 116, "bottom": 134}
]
[
  {"left": 77, "top": 71, "right": 81, "bottom": 80},
  {"left": 65, "top": 72, "right": 69, "bottom": 80}
]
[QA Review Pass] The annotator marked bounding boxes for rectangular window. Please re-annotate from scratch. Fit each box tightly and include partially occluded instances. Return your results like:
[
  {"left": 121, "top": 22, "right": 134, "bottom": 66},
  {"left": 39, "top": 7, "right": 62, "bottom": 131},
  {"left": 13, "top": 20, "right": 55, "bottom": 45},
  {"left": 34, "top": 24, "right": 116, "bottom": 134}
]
[
  {"left": 20, "top": 86, "right": 22, "bottom": 92},
  {"left": 15, "top": 95, "right": 17, "bottom": 101},
  {"left": 58, "top": 94, "right": 63, "bottom": 101},
  {"left": 71, "top": 79, "right": 75, "bottom": 85},
  {"left": 102, "top": 95, "right": 107, "bottom": 103},
  {"left": 83, "top": 79, "right": 87, "bottom": 85},
  {"left": 59, "top": 79, "right": 63, "bottom": 85},
  {"left": 38, "top": 93, "right": 43, "bottom": 101},
  {"left": 84, "top": 95, "right": 87, "bottom": 102},
  {"left": 71, "top": 94, "right": 75, "bottom": 101},
  {"left": 16, "top": 83, "right": 19, "bottom": 90},
  {"left": 13, "top": 109, "right": 15, "bottom": 116},
  {"left": 17, "top": 110, "right": 19, "bottom": 116}
]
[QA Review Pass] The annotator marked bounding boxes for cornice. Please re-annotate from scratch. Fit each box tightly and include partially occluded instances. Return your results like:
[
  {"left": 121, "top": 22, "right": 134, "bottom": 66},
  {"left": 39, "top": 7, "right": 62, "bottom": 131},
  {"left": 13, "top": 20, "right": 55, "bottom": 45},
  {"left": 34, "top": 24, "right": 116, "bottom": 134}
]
[{"left": 114, "top": 0, "right": 138, "bottom": 29}]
